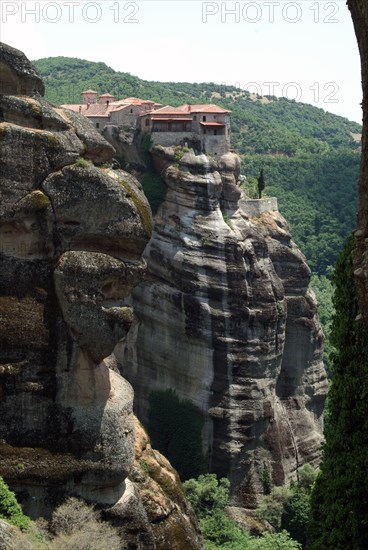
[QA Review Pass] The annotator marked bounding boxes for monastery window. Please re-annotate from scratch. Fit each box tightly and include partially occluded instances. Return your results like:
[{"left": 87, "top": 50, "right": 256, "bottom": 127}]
[
  {"left": 145, "top": 119, "right": 150, "bottom": 126},
  {"left": 203, "top": 116, "right": 206, "bottom": 122},
  {"left": 96, "top": 123, "right": 100, "bottom": 129},
  {"left": 193, "top": 115, "right": 197, "bottom": 121},
  {"left": 130, "top": 109, "right": 133, "bottom": 113}
]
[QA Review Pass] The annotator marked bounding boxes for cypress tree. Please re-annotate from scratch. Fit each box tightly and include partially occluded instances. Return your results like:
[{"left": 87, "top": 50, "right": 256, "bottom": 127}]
[
  {"left": 309, "top": 236, "right": 368, "bottom": 549},
  {"left": 257, "top": 169, "right": 265, "bottom": 199}
]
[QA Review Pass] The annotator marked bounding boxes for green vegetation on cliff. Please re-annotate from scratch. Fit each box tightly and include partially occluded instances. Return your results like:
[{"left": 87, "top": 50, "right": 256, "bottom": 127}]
[
  {"left": 309, "top": 237, "right": 368, "bottom": 548},
  {"left": 33, "top": 56, "right": 361, "bottom": 277},
  {"left": 0, "top": 493, "right": 124, "bottom": 549},
  {"left": 310, "top": 274, "right": 335, "bottom": 377},
  {"left": 148, "top": 389, "right": 207, "bottom": 480},
  {"left": 0, "top": 476, "right": 30, "bottom": 530},
  {"left": 183, "top": 474, "right": 302, "bottom": 549}
]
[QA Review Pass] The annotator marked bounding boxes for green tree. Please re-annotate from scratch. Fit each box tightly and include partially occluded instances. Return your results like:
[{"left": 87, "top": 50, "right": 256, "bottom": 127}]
[
  {"left": 256, "top": 486, "right": 291, "bottom": 530},
  {"left": 261, "top": 463, "right": 272, "bottom": 495},
  {"left": 148, "top": 389, "right": 206, "bottom": 480},
  {"left": 257, "top": 169, "right": 265, "bottom": 198},
  {"left": 184, "top": 474, "right": 301, "bottom": 550},
  {"left": 183, "top": 474, "right": 230, "bottom": 518},
  {"left": 0, "top": 476, "right": 30, "bottom": 530},
  {"left": 200, "top": 508, "right": 252, "bottom": 548},
  {"left": 309, "top": 236, "right": 368, "bottom": 549},
  {"left": 140, "top": 169, "right": 167, "bottom": 214},
  {"left": 256, "top": 464, "right": 316, "bottom": 547},
  {"left": 250, "top": 531, "right": 302, "bottom": 550},
  {"left": 311, "top": 274, "right": 335, "bottom": 377},
  {"left": 281, "top": 490, "right": 310, "bottom": 547},
  {"left": 297, "top": 464, "right": 317, "bottom": 492}
]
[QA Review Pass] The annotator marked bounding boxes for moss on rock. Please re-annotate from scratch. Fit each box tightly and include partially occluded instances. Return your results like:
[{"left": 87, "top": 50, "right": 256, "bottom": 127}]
[
  {"left": 118, "top": 178, "right": 152, "bottom": 238},
  {"left": 30, "top": 190, "right": 50, "bottom": 210}
]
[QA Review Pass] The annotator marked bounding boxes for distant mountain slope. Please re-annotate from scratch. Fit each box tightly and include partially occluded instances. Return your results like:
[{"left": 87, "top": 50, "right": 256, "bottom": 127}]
[{"left": 33, "top": 56, "right": 361, "bottom": 275}]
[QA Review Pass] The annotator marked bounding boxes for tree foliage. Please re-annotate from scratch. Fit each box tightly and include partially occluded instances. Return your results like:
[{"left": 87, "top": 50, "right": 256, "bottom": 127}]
[
  {"left": 184, "top": 474, "right": 301, "bottom": 549},
  {"left": 256, "top": 465, "right": 317, "bottom": 548},
  {"left": 183, "top": 474, "right": 230, "bottom": 518},
  {"left": 311, "top": 274, "right": 335, "bottom": 377},
  {"left": 0, "top": 476, "right": 30, "bottom": 530},
  {"left": 309, "top": 236, "right": 368, "bottom": 549},
  {"left": 148, "top": 389, "right": 207, "bottom": 480},
  {"left": 140, "top": 169, "right": 167, "bottom": 214},
  {"left": 281, "top": 490, "right": 310, "bottom": 547}
]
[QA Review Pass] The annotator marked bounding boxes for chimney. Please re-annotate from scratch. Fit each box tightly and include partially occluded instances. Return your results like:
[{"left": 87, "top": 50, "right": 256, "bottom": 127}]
[
  {"left": 82, "top": 90, "right": 98, "bottom": 104},
  {"left": 188, "top": 105, "right": 191, "bottom": 113}
]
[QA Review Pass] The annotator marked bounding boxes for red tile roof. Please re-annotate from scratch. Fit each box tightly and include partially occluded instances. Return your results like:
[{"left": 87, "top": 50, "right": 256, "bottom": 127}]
[
  {"left": 150, "top": 105, "right": 192, "bottom": 116},
  {"left": 179, "top": 104, "right": 231, "bottom": 114},
  {"left": 62, "top": 95, "right": 230, "bottom": 129},
  {"left": 82, "top": 89, "right": 98, "bottom": 94},
  {"left": 61, "top": 104, "right": 112, "bottom": 116},
  {"left": 122, "top": 97, "right": 155, "bottom": 105}
]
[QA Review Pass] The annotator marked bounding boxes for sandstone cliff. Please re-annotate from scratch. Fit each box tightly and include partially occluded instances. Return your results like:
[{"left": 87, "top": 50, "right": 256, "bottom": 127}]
[
  {"left": 0, "top": 42, "right": 202, "bottom": 549},
  {"left": 116, "top": 145, "right": 328, "bottom": 507}
]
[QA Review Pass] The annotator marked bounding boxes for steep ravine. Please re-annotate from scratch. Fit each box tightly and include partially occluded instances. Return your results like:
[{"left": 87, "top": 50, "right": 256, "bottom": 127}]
[{"left": 116, "top": 145, "right": 328, "bottom": 507}]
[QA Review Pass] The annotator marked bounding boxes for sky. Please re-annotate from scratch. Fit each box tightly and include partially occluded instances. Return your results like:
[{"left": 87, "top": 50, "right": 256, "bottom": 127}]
[{"left": 0, "top": 0, "right": 363, "bottom": 124}]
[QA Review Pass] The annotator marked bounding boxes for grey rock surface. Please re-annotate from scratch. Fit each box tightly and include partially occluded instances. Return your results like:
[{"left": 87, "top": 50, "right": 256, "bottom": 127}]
[
  {"left": 0, "top": 42, "right": 203, "bottom": 548},
  {"left": 117, "top": 146, "right": 328, "bottom": 507},
  {"left": 0, "top": 42, "right": 44, "bottom": 96}
]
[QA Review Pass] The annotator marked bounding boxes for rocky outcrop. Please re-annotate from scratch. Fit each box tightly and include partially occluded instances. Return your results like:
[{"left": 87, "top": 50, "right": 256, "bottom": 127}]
[
  {"left": 117, "top": 145, "right": 328, "bottom": 507},
  {"left": 105, "top": 417, "right": 203, "bottom": 549},
  {"left": 348, "top": 1, "right": 368, "bottom": 319},
  {"left": 0, "top": 42, "right": 44, "bottom": 96},
  {"left": 0, "top": 519, "right": 31, "bottom": 549},
  {"left": 0, "top": 43, "right": 202, "bottom": 548},
  {"left": 103, "top": 124, "right": 147, "bottom": 175}
]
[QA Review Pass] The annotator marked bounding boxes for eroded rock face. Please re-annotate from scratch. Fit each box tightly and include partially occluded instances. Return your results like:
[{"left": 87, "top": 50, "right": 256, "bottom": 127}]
[
  {"left": 117, "top": 145, "right": 328, "bottom": 507},
  {"left": 348, "top": 1, "right": 368, "bottom": 319},
  {"left": 0, "top": 42, "right": 44, "bottom": 96},
  {"left": 103, "top": 124, "right": 147, "bottom": 175},
  {"left": 104, "top": 417, "right": 203, "bottom": 550},
  {"left": 0, "top": 42, "right": 203, "bottom": 550},
  {"left": 0, "top": 41, "right": 153, "bottom": 510}
]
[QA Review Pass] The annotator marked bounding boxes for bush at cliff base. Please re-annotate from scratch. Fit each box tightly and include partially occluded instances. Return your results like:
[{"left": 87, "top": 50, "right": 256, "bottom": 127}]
[
  {"left": 184, "top": 474, "right": 302, "bottom": 549},
  {"left": 0, "top": 476, "right": 30, "bottom": 530}
]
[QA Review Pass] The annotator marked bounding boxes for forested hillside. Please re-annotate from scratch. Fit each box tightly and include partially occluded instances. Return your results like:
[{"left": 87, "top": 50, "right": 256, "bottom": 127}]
[{"left": 33, "top": 56, "right": 361, "bottom": 277}]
